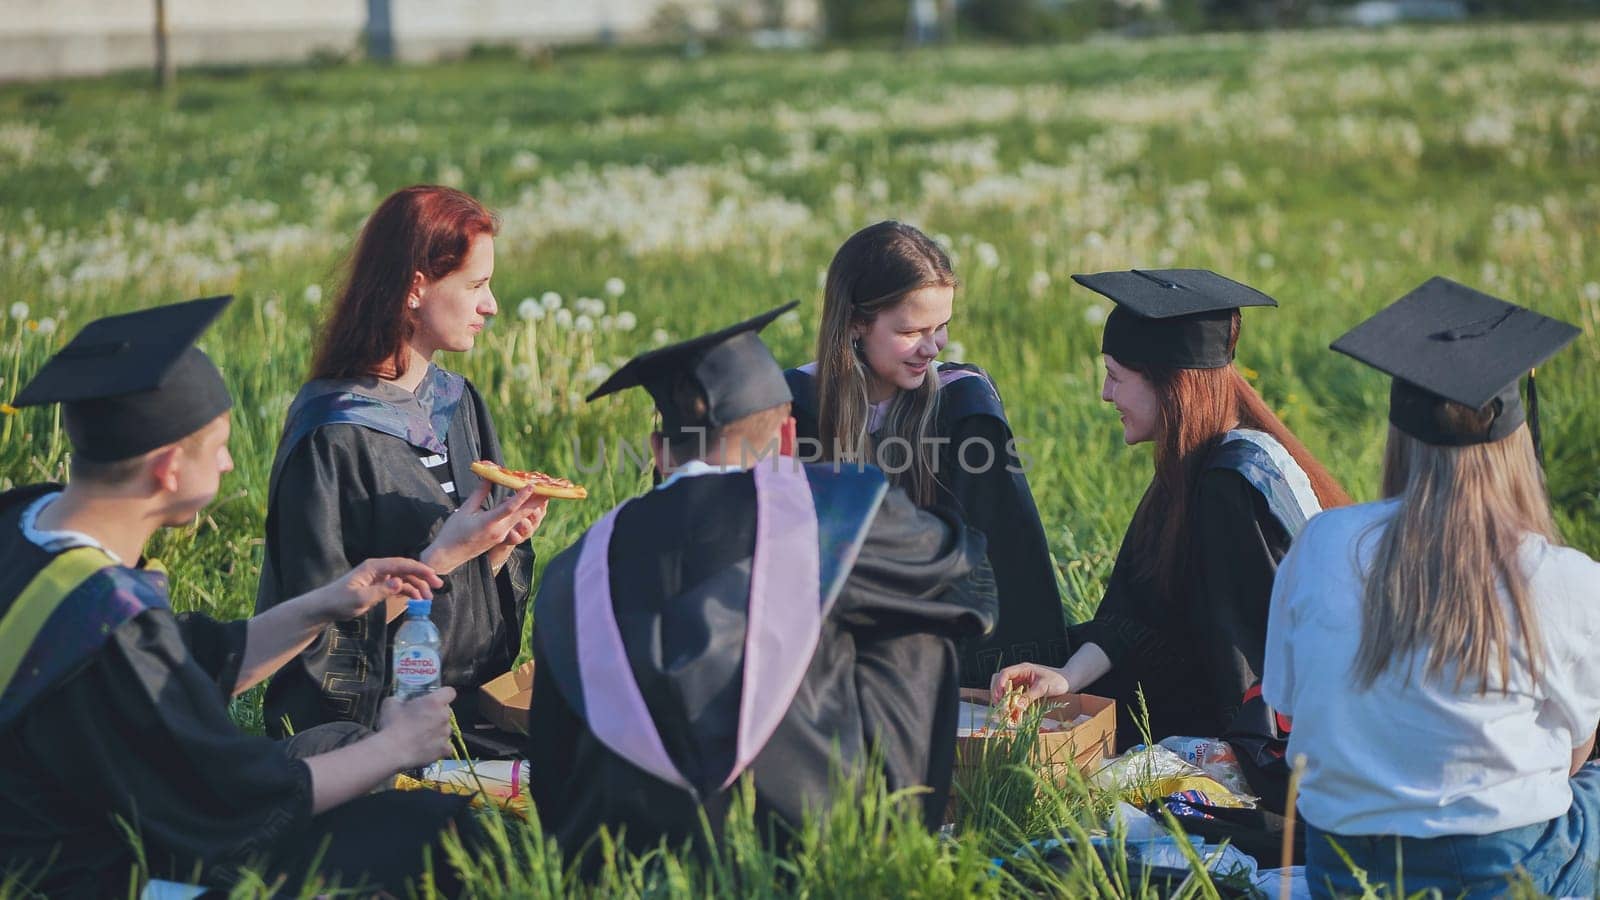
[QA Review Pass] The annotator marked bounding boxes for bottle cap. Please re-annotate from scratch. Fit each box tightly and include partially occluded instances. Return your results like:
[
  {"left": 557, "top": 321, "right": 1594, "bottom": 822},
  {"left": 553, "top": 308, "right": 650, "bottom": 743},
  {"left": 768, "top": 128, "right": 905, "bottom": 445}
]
[{"left": 406, "top": 598, "right": 432, "bottom": 617}]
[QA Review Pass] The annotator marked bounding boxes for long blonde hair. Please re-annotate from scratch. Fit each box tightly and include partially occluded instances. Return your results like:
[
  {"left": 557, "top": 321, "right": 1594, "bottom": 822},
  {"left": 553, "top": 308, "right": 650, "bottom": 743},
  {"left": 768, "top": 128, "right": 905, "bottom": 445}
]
[
  {"left": 815, "top": 221, "right": 957, "bottom": 507},
  {"left": 1355, "top": 416, "right": 1560, "bottom": 694}
]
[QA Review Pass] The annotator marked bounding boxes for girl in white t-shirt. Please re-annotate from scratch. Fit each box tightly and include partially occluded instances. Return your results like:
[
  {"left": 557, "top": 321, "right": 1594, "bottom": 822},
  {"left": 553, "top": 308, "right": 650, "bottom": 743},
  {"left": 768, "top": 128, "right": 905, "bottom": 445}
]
[{"left": 1263, "top": 277, "right": 1599, "bottom": 899}]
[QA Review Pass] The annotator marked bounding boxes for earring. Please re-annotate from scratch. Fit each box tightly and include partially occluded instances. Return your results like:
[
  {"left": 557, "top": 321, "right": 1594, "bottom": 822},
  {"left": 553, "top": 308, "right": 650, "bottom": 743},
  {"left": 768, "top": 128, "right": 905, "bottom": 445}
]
[
  {"left": 408, "top": 300, "right": 419, "bottom": 309},
  {"left": 851, "top": 336, "right": 861, "bottom": 352}
]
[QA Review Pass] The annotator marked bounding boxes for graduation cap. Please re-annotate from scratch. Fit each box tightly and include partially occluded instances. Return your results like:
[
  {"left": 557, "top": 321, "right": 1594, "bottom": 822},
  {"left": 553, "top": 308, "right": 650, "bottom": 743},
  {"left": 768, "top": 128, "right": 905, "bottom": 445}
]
[
  {"left": 587, "top": 302, "right": 796, "bottom": 436},
  {"left": 1331, "top": 276, "right": 1579, "bottom": 453},
  {"left": 12, "top": 295, "right": 234, "bottom": 462},
  {"left": 1071, "top": 268, "right": 1278, "bottom": 369}
]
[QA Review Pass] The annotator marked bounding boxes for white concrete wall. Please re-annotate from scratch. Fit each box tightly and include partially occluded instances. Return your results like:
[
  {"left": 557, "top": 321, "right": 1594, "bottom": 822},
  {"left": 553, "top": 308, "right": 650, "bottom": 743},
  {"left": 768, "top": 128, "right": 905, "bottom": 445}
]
[
  {"left": 0, "top": 0, "right": 815, "bottom": 82},
  {"left": 0, "top": 0, "right": 364, "bottom": 81}
]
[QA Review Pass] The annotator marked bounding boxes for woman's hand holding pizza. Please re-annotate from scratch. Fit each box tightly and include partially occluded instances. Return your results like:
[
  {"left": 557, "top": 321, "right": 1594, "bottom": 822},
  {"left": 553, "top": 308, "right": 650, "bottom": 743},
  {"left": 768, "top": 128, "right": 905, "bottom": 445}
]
[
  {"left": 486, "top": 493, "right": 548, "bottom": 573},
  {"left": 990, "top": 662, "right": 1070, "bottom": 712},
  {"left": 421, "top": 480, "right": 545, "bottom": 575}
]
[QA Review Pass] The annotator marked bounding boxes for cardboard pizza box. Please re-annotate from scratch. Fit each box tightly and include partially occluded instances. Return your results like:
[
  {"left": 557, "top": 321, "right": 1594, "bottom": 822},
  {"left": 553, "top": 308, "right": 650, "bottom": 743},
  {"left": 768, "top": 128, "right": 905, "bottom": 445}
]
[
  {"left": 478, "top": 660, "right": 535, "bottom": 735},
  {"left": 948, "top": 688, "right": 1116, "bottom": 821}
]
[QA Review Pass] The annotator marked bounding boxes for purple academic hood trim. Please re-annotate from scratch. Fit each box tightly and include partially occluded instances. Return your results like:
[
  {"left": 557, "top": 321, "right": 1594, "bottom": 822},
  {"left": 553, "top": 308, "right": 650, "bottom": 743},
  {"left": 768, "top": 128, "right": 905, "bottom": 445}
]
[
  {"left": 725, "top": 459, "right": 821, "bottom": 788},
  {"left": 573, "top": 458, "right": 824, "bottom": 795},
  {"left": 574, "top": 503, "right": 694, "bottom": 793}
]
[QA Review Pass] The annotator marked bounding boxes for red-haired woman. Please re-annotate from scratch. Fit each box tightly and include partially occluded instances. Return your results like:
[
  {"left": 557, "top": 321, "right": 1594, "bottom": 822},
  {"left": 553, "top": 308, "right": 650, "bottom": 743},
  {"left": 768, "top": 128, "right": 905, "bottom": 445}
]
[
  {"left": 257, "top": 186, "right": 547, "bottom": 748},
  {"left": 994, "top": 269, "right": 1349, "bottom": 758}
]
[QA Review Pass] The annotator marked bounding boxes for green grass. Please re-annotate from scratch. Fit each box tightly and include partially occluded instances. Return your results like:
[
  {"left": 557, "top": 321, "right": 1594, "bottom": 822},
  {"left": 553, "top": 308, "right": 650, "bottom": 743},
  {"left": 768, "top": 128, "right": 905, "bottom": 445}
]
[{"left": 1, "top": 22, "right": 1597, "bottom": 897}]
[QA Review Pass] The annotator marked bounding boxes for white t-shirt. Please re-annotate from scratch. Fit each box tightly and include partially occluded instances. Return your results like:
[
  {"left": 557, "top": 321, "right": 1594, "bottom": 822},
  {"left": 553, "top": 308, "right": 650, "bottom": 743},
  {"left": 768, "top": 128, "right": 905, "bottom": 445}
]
[{"left": 1262, "top": 498, "right": 1600, "bottom": 837}]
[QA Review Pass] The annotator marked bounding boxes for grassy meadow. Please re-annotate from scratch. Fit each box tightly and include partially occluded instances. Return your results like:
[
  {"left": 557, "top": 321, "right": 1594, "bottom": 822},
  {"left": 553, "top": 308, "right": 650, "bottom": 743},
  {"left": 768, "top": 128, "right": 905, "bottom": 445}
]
[{"left": 1, "top": 21, "right": 1599, "bottom": 897}]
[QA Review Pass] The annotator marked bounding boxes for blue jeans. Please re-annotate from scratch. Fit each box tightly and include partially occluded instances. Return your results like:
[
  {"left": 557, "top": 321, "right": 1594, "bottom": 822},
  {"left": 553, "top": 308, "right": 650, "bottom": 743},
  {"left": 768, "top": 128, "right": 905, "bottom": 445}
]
[{"left": 1306, "top": 764, "right": 1600, "bottom": 899}]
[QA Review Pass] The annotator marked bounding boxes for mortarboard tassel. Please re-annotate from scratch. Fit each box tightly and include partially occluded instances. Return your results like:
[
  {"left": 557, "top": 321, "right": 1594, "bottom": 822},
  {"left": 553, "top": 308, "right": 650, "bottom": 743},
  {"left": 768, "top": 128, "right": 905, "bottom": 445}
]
[{"left": 1527, "top": 367, "right": 1543, "bottom": 466}]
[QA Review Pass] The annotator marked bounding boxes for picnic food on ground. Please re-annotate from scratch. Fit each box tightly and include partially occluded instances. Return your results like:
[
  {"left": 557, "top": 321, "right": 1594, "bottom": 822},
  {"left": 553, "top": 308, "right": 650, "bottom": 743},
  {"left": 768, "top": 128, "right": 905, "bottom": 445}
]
[
  {"left": 470, "top": 460, "right": 589, "bottom": 499},
  {"left": 955, "top": 699, "right": 1080, "bottom": 737}
]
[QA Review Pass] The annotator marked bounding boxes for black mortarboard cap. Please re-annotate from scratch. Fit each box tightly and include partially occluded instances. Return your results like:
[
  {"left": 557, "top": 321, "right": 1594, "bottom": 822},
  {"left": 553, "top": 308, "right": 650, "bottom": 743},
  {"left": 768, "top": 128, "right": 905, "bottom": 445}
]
[
  {"left": 1331, "top": 276, "right": 1579, "bottom": 449},
  {"left": 1071, "top": 268, "right": 1278, "bottom": 369},
  {"left": 12, "top": 295, "right": 234, "bottom": 462},
  {"left": 587, "top": 302, "right": 796, "bottom": 436}
]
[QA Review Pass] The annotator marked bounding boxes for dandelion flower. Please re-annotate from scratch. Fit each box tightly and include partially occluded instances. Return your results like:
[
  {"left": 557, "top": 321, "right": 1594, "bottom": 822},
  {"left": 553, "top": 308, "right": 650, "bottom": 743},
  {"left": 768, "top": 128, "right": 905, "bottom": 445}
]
[
  {"left": 652, "top": 328, "right": 671, "bottom": 346},
  {"left": 582, "top": 364, "right": 610, "bottom": 383},
  {"left": 604, "top": 277, "right": 626, "bottom": 298},
  {"left": 518, "top": 298, "right": 541, "bottom": 321},
  {"left": 1256, "top": 253, "right": 1275, "bottom": 270},
  {"left": 616, "top": 311, "right": 638, "bottom": 332},
  {"left": 575, "top": 315, "right": 595, "bottom": 333},
  {"left": 35, "top": 317, "right": 55, "bottom": 335},
  {"left": 541, "top": 291, "right": 563, "bottom": 311},
  {"left": 1084, "top": 303, "right": 1109, "bottom": 326},
  {"left": 600, "top": 315, "right": 615, "bottom": 332},
  {"left": 303, "top": 284, "right": 323, "bottom": 305},
  {"left": 778, "top": 309, "right": 802, "bottom": 327},
  {"left": 513, "top": 363, "right": 534, "bottom": 381},
  {"left": 9, "top": 302, "right": 27, "bottom": 321},
  {"left": 554, "top": 308, "right": 573, "bottom": 328},
  {"left": 1585, "top": 282, "right": 1600, "bottom": 303},
  {"left": 975, "top": 242, "right": 1000, "bottom": 269},
  {"left": 1028, "top": 271, "right": 1051, "bottom": 298},
  {"left": 264, "top": 299, "right": 282, "bottom": 320}
]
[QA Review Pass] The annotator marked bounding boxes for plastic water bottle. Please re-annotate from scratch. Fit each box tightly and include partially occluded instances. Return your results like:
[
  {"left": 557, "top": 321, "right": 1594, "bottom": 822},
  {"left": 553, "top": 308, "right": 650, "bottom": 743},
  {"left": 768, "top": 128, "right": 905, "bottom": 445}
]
[{"left": 392, "top": 598, "right": 442, "bottom": 700}]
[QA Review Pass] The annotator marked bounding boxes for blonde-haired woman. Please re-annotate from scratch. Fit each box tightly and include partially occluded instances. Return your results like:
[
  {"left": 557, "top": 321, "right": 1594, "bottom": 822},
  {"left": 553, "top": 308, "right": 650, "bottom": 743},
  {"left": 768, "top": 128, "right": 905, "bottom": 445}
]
[
  {"left": 1263, "top": 277, "right": 1599, "bottom": 899},
  {"left": 785, "top": 221, "right": 1068, "bottom": 687}
]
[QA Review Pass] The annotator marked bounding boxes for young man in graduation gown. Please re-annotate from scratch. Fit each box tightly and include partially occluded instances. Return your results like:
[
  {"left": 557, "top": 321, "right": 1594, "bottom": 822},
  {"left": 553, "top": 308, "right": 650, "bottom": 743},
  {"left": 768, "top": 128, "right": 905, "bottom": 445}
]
[
  {"left": 0, "top": 297, "right": 474, "bottom": 898},
  {"left": 525, "top": 303, "right": 998, "bottom": 861}
]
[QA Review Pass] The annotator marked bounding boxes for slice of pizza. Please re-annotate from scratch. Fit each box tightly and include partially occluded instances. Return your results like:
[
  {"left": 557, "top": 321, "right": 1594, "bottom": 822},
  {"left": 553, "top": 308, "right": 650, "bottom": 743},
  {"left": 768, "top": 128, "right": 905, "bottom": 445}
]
[
  {"left": 470, "top": 460, "right": 589, "bottom": 500},
  {"left": 1001, "top": 683, "right": 1028, "bottom": 726}
]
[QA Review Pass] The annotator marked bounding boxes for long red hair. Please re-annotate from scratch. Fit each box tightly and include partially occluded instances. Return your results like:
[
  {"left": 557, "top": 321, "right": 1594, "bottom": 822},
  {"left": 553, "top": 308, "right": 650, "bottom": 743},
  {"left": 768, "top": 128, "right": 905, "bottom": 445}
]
[
  {"left": 1123, "top": 311, "right": 1350, "bottom": 599},
  {"left": 310, "top": 185, "right": 498, "bottom": 381}
]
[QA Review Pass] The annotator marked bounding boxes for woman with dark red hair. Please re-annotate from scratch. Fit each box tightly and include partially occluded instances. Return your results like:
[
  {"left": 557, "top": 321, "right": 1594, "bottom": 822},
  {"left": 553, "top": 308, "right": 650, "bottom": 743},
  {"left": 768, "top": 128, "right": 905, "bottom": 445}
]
[
  {"left": 994, "top": 269, "right": 1349, "bottom": 775},
  {"left": 257, "top": 186, "right": 546, "bottom": 752}
]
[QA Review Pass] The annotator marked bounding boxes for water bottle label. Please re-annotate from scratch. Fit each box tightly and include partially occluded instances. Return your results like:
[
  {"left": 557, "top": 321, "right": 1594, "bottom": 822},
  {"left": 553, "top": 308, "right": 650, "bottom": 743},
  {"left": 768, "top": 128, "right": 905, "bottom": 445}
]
[{"left": 394, "top": 646, "right": 441, "bottom": 686}]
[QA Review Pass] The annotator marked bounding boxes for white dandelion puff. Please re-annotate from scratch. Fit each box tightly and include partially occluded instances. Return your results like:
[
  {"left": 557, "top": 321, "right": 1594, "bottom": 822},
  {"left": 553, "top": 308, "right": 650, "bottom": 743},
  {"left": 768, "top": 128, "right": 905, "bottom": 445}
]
[
  {"left": 1028, "top": 270, "right": 1051, "bottom": 298},
  {"left": 517, "top": 298, "right": 541, "bottom": 321},
  {"left": 303, "top": 284, "right": 323, "bottom": 305},
  {"left": 1584, "top": 282, "right": 1600, "bottom": 303},
  {"left": 554, "top": 308, "right": 573, "bottom": 328},
  {"left": 34, "top": 317, "right": 56, "bottom": 335},
  {"left": 513, "top": 363, "right": 534, "bottom": 381},
  {"left": 604, "top": 277, "right": 626, "bottom": 298},
  {"left": 975, "top": 242, "right": 1000, "bottom": 269},
  {"left": 574, "top": 314, "right": 595, "bottom": 333},
  {"left": 652, "top": 328, "right": 671, "bottom": 346},
  {"left": 616, "top": 311, "right": 638, "bottom": 332},
  {"left": 541, "top": 291, "right": 563, "bottom": 311},
  {"left": 9, "top": 302, "right": 27, "bottom": 321},
  {"left": 1084, "top": 303, "right": 1109, "bottom": 326}
]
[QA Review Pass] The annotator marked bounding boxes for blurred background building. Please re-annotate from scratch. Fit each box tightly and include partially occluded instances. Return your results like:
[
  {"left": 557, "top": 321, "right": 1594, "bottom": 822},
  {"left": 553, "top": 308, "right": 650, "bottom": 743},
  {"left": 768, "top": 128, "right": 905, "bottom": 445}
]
[
  {"left": 0, "top": 0, "right": 1588, "bottom": 82},
  {"left": 0, "top": 0, "right": 820, "bottom": 81}
]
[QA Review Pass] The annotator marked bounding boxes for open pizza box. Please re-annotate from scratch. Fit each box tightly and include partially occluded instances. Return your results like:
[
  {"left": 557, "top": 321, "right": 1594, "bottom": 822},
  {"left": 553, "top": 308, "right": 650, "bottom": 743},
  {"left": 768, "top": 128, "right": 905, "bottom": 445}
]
[
  {"left": 477, "top": 660, "right": 535, "bottom": 736},
  {"left": 948, "top": 688, "right": 1116, "bottom": 820}
]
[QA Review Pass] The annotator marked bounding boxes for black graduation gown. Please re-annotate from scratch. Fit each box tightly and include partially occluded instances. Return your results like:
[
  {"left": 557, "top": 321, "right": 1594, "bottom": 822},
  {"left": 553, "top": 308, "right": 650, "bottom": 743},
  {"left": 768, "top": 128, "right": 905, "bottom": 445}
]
[
  {"left": 256, "top": 366, "right": 533, "bottom": 739},
  {"left": 525, "top": 465, "right": 997, "bottom": 862},
  {"left": 0, "top": 484, "right": 472, "bottom": 897},
  {"left": 1075, "top": 441, "right": 1313, "bottom": 748},
  {"left": 785, "top": 362, "right": 1069, "bottom": 688}
]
